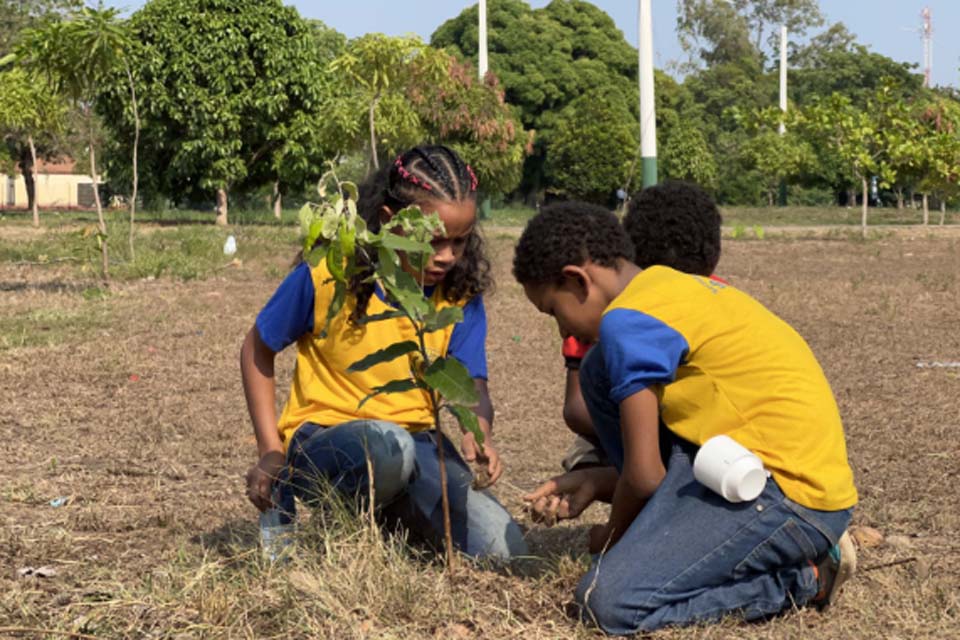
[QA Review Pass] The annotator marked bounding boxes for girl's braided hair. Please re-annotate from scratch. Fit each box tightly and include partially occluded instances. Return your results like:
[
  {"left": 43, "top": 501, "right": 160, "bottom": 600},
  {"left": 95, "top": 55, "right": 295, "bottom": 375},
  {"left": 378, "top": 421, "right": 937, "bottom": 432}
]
[{"left": 349, "top": 144, "right": 491, "bottom": 323}]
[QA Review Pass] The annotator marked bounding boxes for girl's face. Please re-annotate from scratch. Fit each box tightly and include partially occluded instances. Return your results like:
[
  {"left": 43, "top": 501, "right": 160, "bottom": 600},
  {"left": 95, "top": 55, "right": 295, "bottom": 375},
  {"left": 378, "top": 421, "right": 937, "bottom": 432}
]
[{"left": 390, "top": 197, "right": 477, "bottom": 287}]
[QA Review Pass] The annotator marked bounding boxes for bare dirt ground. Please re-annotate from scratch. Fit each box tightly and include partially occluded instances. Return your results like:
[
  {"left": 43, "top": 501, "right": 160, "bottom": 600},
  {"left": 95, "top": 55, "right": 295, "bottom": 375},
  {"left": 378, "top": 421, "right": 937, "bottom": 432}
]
[{"left": 1, "top": 226, "right": 959, "bottom": 638}]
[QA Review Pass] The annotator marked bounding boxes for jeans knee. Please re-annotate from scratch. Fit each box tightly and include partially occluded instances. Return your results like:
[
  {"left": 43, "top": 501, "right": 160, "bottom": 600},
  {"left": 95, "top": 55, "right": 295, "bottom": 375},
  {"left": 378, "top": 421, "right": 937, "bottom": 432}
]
[
  {"left": 575, "top": 566, "right": 637, "bottom": 635},
  {"left": 362, "top": 422, "right": 416, "bottom": 504}
]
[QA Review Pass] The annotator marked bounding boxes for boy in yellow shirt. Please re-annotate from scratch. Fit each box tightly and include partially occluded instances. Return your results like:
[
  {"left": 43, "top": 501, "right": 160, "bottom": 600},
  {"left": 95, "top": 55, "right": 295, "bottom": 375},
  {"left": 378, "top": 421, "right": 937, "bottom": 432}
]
[{"left": 514, "top": 200, "right": 857, "bottom": 634}]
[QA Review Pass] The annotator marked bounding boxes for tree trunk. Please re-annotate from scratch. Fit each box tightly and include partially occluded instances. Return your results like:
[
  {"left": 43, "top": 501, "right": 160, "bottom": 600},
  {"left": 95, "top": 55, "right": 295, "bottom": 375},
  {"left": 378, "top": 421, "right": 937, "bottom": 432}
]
[
  {"left": 27, "top": 135, "right": 39, "bottom": 228},
  {"left": 215, "top": 187, "right": 228, "bottom": 226},
  {"left": 861, "top": 176, "right": 868, "bottom": 239},
  {"left": 847, "top": 187, "right": 856, "bottom": 209},
  {"left": 369, "top": 90, "right": 381, "bottom": 171},
  {"left": 127, "top": 65, "right": 140, "bottom": 260},
  {"left": 272, "top": 180, "right": 282, "bottom": 220},
  {"left": 767, "top": 190, "right": 774, "bottom": 207},
  {"left": 922, "top": 193, "right": 929, "bottom": 226},
  {"left": 89, "top": 132, "right": 109, "bottom": 280},
  {"left": 895, "top": 188, "right": 904, "bottom": 210},
  {"left": 940, "top": 199, "right": 946, "bottom": 226}
]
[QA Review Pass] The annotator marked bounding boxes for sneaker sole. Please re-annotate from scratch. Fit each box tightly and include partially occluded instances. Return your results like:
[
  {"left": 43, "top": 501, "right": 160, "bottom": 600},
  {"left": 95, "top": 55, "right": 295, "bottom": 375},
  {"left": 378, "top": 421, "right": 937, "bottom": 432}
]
[{"left": 824, "top": 530, "right": 858, "bottom": 607}]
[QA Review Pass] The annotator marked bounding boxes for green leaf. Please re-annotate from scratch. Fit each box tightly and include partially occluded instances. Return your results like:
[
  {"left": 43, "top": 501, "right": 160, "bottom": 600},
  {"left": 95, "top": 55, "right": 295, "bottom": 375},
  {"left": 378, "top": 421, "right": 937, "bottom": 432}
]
[
  {"left": 304, "top": 243, "right": 328, "bottom": 267},
  {"left": 358, "top": 309, "right": 406, "bottom": 325},
  {"left": 326, "top": 241, "right": 345, "bottom": 282},
  {"left": 339, "top": 222, "right": 356, "bottom": 260},
  {"left": 445, "top": 404, "right": 483, "bottom": 448},
  {"left": 424, "top": 306, "right": 463, "bottom": 332},
  {"left": 382, "top": 273, "right": 431, "bottom": 320},
  {"left": 347, "top": 340, "right": 419, "bottom": 372},
  {"left": 342, "top": 181, "right": 359, "bottom": 203},
  {"left": 318, "top": 280, "right": 346, "bottom": 338},
  {"left": 423, "top": 356, "right": 478, "bottom": 406},
  {"left": 358, "top": 377, "right": 421, "bottom": 409},
  {"left": 379, "top": 233, "right": 434, "bottom": 254}
]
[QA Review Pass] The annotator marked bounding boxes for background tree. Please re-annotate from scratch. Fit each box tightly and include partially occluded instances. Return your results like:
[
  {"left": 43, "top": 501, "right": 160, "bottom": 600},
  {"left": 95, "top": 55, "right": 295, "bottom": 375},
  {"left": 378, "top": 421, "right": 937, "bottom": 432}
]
[
  {"left": 543, "top": 89, "right": 638, "bottom": 203},
  {"left": 432, "top": 0, "right": 636, "bottom": 200},
  {"left": 98, "top": 0, "right": 335, "bottom": 225},
  {"left": 738, "top": 106, "right": 813, "bottom": 205},
  {"left": 16, "top": 6, "right": 132, "bottom": 278},
  {"left": 330, "top": 34, "right": 447, "bottom": 171},
  {"left": 0, "top": 67, "right": 67, "bottom": 226}
]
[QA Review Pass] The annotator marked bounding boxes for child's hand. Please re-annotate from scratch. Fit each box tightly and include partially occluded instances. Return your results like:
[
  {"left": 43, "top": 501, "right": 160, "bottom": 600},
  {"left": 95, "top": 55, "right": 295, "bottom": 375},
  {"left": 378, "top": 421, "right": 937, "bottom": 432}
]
[
  {"left": 523, "top": 468, "right": 608, "bottom": 525},
  {"left": 245, "top": 450, "right": 285, "bottom": 512},
  {"left": 462, "top": 433, "right": 503, "bottom": 488}
]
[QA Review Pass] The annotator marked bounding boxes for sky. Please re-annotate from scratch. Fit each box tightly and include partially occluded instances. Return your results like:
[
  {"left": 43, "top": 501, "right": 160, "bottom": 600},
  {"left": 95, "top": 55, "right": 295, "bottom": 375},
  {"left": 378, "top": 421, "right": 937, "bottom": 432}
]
[{"left": 111, "top": 1, "right": 959, "bottom": 88}]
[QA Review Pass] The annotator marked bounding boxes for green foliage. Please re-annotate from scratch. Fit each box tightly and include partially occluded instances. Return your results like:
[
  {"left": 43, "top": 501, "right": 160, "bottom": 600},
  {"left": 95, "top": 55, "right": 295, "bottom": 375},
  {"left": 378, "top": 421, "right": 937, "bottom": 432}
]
[
  {"left": 298, "top": 173, "right": 485, "bottom": 448},
  {"left": 544, "top": 89, "right": 638, "bottom": 203},
  {"left": 97, "top": 0, "right": 340, "bottom": 210},
  {"left": 432, "top": 0, "right": 636, "bottom": 198}
]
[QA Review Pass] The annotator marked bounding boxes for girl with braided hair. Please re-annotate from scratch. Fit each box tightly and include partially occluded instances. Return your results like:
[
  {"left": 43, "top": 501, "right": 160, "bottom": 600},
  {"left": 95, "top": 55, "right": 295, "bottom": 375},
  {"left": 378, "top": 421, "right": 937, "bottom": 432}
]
[{"left": 241, "top": 144, "right": 527, "bottom": 560}]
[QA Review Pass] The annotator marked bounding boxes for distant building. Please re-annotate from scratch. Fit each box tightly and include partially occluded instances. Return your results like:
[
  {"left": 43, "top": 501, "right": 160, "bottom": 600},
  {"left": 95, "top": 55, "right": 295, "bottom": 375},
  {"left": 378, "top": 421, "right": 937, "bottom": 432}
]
[{"left": 0, "top": 158, "right": 99, "bottom": 209}]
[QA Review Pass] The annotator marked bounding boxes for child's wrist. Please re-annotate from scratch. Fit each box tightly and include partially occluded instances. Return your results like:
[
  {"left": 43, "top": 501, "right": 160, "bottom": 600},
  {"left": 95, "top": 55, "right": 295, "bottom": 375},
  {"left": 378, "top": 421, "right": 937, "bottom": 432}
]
[{"left": 562, "top": 336, "right": 591, "bottom": 368}]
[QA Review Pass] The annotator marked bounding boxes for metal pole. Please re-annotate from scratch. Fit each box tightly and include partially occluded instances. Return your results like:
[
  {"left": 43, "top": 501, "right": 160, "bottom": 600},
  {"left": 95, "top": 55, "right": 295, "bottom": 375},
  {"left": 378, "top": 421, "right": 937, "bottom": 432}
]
[
  {"left": 478, "top": 0, "right": 488, "bottom": 79},
  {"left": 777, "top": 25, "right": 788, "bottom": 205},
  {"left": 639, "top": 0, "right": 657, "bottom": 187},
  {"left": 779, "top": 25, "right": 787, "bottom": 134}
]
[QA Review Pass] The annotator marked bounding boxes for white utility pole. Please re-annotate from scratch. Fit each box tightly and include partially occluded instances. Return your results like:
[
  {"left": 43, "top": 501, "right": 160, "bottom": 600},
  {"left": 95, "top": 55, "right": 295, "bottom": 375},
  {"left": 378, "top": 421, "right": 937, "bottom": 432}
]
[
  {"left": 779, "top": 25, "right": 787, "bottom": 134},
  {"left": 478, "top": 0, "right": 488, "bottom": 79},
  {"left": 638, "top": 0, "right": 657, "bottom": 187},
  {"left": 921, "top": 7, "right": 932, "bottom": 88}
]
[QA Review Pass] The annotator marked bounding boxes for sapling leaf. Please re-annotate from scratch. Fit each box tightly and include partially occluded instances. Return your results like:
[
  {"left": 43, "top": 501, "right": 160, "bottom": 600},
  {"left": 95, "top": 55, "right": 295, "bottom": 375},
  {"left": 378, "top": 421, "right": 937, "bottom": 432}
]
[
  {"left": 318, "top": 280, "right": 346, "bottom": 339},
  {"left": 305, "top": 243, "right": 328, "bottom": 267},
  {"left": 358, "top": 378, "right": 423, "bottom": 409},
  {"left": 445, "top": 404, "right": 484, "bottom": 448},
  {"left": 298, "top": 203, "right": 313, "bottom": 237},
  {"left": 380, "top": 233, "right": 434, "bottom": 254},
  {"left": 358, "top": 309, "right": 406, "bottom": 325},
  {"left": 383, "top": 275, "right": 431, "bottom": 320},
  {"left": 423, "top": 357, "right": 479, "bottom": 406},
  {"left": 342, "top": 181, "right": 359, "bottom": 204},
  {"left": 424, "top": 306, "right": 464, "bottom": 332},
  {"left": 348, "top": 340, "right": 419, "bottom": 372},
  {"left": 340, "top": 222, "right": 356, "bottom": 260},
  {"left": 326, "top": 241, "right": 345, "bottom": 282}
]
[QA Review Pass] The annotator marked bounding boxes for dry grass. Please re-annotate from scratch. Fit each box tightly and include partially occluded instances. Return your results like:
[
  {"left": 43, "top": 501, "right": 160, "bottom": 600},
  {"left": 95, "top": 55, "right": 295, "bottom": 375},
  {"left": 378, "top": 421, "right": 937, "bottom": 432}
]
[{"left": 1, "top": 222, "right": 959, "bottom": 638}]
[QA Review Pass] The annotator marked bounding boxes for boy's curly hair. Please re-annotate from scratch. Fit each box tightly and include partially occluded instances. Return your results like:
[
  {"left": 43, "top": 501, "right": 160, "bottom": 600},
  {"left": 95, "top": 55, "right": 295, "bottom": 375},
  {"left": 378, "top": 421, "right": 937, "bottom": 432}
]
[
  {"left": 623, "top": 180, "right": 722, "bottom": 277},
  {"left": 350, "top": 145, "right": 492, "bottom": 323},
  {"left": 512, "top": 201, "right": 634, "bottom": 286}
]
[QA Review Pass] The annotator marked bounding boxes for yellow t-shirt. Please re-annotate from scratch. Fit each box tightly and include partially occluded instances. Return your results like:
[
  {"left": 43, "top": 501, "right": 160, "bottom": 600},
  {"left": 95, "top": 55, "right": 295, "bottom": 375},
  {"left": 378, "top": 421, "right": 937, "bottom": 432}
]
[
  {"left": 601, "top": 266, "right": 857, "bottom": 511},
  {"left": 257, "top": 261, "right": 472, "bottom": 448}
]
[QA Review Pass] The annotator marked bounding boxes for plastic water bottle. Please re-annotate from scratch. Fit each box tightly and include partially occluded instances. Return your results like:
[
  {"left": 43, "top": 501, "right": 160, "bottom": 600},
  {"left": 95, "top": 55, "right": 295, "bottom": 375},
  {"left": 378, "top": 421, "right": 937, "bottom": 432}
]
[
  {"left": 223, "top": 234, "right": 237, "bottom": 256},
  {"left": 259, "top": 507, "right": 295, "bottom": 563}
]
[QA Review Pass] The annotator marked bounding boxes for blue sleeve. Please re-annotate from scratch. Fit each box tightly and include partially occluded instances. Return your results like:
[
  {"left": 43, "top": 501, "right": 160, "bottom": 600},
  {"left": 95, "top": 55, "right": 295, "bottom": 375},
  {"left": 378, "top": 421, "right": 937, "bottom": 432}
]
[
  {"left": 255, "top": 262, "right": 315, "bottom": 352},
  {"left": 448, "top": 295, "right": 488, "bottom": 380},
  {"left": 600, "top": 308, "right": 689, "bottom": 404}
]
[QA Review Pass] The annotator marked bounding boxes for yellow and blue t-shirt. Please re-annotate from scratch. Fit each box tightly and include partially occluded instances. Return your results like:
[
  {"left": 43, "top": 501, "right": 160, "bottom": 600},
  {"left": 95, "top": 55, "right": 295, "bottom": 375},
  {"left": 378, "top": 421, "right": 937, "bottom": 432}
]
[
  {"left": 601, "top": 266, "right": 857, "bottom": 512},
  {"left": 256, "top": 261, "right": 487, "bottom": 447}
]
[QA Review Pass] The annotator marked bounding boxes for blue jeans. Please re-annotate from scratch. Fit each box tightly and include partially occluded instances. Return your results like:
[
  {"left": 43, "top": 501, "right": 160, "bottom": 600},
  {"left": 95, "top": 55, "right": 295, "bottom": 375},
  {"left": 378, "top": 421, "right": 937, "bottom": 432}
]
[
  {"left": 274, "top": 420, "right": 527, "bottom": 561},
  {"left": 577, "top": 346, "right": 853, "bottom": 634}
]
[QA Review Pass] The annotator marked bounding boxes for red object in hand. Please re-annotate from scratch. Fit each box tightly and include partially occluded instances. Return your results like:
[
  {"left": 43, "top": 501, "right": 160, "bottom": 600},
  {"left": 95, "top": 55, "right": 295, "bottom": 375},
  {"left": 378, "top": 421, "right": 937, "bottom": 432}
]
[{"left": 562, "top": 336, "right": 592, "bottom": 359}]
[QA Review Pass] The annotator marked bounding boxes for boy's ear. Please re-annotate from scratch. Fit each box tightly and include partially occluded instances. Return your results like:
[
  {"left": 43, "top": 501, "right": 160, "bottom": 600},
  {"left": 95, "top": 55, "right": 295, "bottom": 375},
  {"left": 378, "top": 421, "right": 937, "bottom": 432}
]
[{"left": 560, "top": 265, "right": 591, "bottom": 302}]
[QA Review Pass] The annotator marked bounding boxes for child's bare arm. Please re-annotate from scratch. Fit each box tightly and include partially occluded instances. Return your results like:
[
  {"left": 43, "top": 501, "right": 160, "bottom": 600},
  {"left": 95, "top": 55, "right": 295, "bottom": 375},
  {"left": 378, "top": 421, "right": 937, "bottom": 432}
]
[
  {"left": 592, "top": 388, "right": 665, "bottom": 553},
  {"left": 240, "top": 325, "right": 285, "bottom": 511},
  {"left": 563, "top": 369, "right": 595, "bottom": 437},
  {"left": 462, "top": 379, "right": 503, "bottom": 485}
]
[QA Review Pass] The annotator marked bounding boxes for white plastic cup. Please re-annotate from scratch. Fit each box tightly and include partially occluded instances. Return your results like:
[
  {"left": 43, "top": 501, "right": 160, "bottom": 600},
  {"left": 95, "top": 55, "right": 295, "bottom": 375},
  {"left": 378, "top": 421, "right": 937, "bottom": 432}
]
[{"left": 693, "top": 435, "right": 768, "bottom": 503}]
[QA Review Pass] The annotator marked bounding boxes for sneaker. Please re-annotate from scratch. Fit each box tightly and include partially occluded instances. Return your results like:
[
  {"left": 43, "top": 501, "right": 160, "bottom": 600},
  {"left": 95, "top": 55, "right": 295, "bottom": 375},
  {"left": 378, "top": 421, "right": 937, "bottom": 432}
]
[{"left": 813, "top": 530, "right": 857, "bottom": 610}]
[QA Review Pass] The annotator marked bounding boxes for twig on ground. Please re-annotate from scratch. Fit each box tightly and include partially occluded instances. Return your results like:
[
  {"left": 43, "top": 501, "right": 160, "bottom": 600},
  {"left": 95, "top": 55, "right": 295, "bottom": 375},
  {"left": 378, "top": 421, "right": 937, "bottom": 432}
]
[
  {"left": 0, "top": 627, "right": 100, "bottom": 640},
  {"left": 862, "top": 556, "right": 917, "bottom": 572}
]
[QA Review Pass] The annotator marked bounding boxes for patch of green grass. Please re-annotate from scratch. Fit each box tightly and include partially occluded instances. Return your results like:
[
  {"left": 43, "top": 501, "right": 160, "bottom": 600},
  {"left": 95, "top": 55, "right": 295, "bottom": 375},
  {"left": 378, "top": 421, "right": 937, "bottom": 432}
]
[
  {"left": 484, "top": 205, "right": 537, "bottom": 227},
  {"left": 0, "top": 218, "right": 300, "bottom": 282},
  {"left": 0, "top": 299, "right": 112, "bottom": 351},
  {"left": 722, "top": 206, "right": 960, "bottom": 227}
]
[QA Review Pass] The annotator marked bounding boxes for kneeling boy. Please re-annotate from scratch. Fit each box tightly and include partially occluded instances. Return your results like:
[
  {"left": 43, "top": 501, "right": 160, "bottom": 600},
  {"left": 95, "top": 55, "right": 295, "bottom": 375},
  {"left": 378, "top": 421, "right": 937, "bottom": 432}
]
[{"left": 514, "top": 201, "right": 857, "bottom": 634}]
